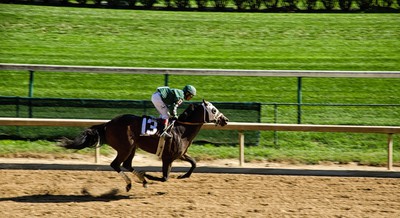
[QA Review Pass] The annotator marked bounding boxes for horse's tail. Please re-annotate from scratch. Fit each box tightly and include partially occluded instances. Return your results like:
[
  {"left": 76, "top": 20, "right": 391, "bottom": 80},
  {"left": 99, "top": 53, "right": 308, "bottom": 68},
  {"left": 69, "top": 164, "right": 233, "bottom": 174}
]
[{"left": 58, "top": 123, "right": 107, "bottom": 150}]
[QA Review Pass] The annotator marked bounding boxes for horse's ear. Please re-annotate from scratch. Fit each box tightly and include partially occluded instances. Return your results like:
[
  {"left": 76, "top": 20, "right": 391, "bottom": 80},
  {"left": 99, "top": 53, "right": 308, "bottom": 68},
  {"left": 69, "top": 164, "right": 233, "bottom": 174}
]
[{"left": 203, "top": 99, "right": 208, "bottom": 106}]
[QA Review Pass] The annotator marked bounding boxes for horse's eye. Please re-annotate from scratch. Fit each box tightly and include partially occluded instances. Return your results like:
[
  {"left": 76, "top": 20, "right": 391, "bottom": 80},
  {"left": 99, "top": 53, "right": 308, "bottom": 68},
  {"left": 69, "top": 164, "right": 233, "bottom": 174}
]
[{"left": 212, "top": 108, "right": 217, "bottom": 114}]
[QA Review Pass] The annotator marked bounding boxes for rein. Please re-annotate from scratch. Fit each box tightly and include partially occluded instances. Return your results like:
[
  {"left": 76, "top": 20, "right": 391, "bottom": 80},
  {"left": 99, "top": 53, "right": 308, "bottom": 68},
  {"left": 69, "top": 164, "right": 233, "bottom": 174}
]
[{"left": 176, "top": 120, "right": 204, "bottom": 126}]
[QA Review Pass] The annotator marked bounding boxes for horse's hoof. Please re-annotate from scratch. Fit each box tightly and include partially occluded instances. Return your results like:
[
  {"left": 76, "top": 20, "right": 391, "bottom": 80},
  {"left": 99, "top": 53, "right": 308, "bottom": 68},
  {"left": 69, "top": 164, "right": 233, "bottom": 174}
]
[
  {"left": 142, "top": 179, "right": 148, "bottom": 188},
  {"left": 177, "top": 175, "right": 188, "bottom": 179},
  {"left": 126, "top": 184, "right": 132, "bottom": 192}
]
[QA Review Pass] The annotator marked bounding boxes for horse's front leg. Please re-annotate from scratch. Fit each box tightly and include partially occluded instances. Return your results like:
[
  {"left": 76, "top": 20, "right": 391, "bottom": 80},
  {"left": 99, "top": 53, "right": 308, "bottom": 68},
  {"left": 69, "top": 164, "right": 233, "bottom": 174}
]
[
  {"left": 144, "top": 159, "right": 172, "bottom": 182},
  {"left": 177, "top": 153, "right": 196, "bottom": 179}
]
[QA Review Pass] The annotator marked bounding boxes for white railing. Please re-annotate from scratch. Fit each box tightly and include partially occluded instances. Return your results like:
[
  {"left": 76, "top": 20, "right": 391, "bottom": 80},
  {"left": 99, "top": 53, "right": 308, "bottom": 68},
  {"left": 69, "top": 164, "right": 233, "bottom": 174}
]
[
  {"left": 1, "top": 117, "right": 399, "bottom": 170},
  {"left": 1, "top": 63, "right": 400, "bottom": 77}
]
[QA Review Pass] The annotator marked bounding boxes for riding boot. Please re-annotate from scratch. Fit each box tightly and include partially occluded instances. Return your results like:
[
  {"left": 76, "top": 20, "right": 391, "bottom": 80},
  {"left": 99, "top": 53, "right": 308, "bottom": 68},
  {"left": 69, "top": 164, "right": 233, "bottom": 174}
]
[{"left": 163, "top": 118, "right": 169, "bottom": 128}]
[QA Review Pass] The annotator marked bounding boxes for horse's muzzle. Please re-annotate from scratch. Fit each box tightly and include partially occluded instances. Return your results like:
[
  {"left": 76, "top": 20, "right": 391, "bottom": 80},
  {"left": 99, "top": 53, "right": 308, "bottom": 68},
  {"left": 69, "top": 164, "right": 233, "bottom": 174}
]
[{"left": 217, "top": 114, "right": 229, "bottom": 127}]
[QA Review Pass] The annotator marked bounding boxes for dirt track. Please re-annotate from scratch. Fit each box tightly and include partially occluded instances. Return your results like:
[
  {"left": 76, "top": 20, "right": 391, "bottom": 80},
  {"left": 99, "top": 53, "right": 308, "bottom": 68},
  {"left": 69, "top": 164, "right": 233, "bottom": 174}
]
[{"left": 0, "top": 169, "right": 399, "bottom": 218}]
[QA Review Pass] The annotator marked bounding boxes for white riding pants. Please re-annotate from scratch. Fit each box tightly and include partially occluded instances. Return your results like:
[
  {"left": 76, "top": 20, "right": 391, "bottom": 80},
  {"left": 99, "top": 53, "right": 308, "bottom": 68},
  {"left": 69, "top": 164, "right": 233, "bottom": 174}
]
[{"left": 151, "top": 92, "right": 169, "bottom": 120}]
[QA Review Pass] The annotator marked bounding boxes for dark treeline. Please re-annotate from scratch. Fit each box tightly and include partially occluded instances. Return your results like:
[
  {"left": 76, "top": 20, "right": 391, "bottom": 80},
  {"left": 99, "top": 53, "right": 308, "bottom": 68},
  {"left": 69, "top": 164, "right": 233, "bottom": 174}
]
[{"left": 1, "top": 0, "right": 399, "bottom": 12}]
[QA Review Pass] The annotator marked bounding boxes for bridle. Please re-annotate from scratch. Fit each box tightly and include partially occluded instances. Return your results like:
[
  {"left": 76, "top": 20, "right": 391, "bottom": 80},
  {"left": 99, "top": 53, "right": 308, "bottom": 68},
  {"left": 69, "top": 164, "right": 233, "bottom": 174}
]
[
  {"left": 176, "top": 103, "right": 223, "bottom": 126},
  {"left": 202, "top": 103, "right": 223, "bottom": 125}
]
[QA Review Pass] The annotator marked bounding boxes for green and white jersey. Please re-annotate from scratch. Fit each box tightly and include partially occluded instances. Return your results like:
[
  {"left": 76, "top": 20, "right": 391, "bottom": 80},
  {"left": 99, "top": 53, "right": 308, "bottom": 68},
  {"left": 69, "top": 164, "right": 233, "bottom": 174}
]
[{"left": 157, "top": 87, "right": 185, "bottom": 116}]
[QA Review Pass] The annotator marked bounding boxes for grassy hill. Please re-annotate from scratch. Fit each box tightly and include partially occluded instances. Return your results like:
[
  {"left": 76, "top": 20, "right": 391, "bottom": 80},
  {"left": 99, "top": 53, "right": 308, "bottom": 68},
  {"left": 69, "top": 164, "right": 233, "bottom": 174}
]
[{"left": 1, "top": 4, "right": 399, "bottom": 70}]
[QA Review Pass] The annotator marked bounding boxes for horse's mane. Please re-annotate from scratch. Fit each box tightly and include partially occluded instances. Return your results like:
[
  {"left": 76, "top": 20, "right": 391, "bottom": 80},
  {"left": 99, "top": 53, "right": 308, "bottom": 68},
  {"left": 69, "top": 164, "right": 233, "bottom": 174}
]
[
  {"left": 177, "top": 100, "right": 217, "bottom": 124},
  {"left": 178, "top": 103, "right": 197, "bottom": 122}
]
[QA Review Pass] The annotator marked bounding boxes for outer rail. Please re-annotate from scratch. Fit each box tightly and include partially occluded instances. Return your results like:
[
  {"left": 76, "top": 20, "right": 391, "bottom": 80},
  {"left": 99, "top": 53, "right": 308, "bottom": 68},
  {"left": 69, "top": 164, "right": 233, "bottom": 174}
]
[
  {"left": 1, "top": 118, "right": 399, "bottom": 170},
  {"left": 1, "top": 63, "right": 400, "bottom": 78}
]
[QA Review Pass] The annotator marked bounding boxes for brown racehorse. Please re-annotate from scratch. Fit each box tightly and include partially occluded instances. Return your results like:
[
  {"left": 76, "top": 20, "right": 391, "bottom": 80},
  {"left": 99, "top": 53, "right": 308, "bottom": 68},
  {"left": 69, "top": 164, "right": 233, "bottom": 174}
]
[{"left": 59, "top": 100, "right": 229, "bottom": 192}]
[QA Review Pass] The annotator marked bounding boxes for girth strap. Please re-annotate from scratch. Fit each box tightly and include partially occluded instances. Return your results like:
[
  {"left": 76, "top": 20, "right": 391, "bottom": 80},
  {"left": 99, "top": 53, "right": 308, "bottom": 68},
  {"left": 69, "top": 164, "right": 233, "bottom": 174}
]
[{"left": 156, "top": 137, "right": 165, "bottom": 158}]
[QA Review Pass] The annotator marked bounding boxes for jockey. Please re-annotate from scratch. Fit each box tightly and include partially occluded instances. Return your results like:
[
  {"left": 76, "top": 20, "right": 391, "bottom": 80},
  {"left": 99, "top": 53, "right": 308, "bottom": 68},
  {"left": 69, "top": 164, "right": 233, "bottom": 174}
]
[{"left": 151, "top": 85, "right": 196, "bottom": 137}]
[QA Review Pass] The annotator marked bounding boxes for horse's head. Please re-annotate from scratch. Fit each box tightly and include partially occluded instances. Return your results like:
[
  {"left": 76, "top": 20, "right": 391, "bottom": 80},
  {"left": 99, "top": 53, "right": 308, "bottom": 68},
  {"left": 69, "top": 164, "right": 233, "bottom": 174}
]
[
  {"left": 178, "top": 99, "right": 229, "bottom": 126},
  {"left": 202, "top": 100, "right": 229, "bottom": 126}
]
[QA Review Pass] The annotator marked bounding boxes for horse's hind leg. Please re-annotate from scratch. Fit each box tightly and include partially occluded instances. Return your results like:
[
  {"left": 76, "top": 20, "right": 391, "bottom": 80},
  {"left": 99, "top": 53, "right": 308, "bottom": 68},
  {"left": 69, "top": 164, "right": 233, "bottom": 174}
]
[
  {"left": 111, "top": 153, "right": 133, "bottom": 192},
  {"left": 122, "top": 149, "right": 148, "bottom": 188}
]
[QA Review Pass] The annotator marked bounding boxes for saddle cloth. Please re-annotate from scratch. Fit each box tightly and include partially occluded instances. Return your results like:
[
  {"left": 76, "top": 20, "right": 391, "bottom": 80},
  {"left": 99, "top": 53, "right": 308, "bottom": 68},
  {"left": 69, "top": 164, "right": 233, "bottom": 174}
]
[
  {"left": 140, "top": 116, "right": 162, "bottom": 136},
  {"left": 140, "top": 116, "right": 168, "bottom": 158}
]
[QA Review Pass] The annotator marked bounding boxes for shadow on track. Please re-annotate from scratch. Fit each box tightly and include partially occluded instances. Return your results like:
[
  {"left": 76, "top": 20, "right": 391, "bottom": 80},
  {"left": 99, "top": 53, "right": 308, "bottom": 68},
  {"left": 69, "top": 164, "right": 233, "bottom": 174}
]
[{"left": 0, "top": 188, "right": 135, "bottom": 203}]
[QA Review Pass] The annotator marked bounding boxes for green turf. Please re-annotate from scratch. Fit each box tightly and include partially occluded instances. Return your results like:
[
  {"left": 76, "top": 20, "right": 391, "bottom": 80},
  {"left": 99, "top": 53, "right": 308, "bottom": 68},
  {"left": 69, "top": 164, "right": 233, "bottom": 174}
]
[
  {"left": 0, "top": 139, "right": 113, "bottom": 157},
  {"left": 1, "top": 5, "right": 399, "bottom": 70},
  {"left": 0, "top": 4, "right": 399, "bottom": 165}
]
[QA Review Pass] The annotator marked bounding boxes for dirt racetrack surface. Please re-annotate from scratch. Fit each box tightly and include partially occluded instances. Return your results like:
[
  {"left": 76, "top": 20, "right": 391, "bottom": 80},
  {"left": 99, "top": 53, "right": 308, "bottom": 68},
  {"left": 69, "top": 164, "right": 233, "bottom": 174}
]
[{"left": 1, "top": 169, "right": 399, "bottom": 218}]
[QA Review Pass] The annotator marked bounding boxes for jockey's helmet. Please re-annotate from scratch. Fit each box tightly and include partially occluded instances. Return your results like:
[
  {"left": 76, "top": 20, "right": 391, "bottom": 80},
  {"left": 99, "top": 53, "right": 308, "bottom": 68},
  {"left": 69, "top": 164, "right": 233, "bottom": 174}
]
[{"left": 183, "top": 85, "right": 196, "bottom": 96}]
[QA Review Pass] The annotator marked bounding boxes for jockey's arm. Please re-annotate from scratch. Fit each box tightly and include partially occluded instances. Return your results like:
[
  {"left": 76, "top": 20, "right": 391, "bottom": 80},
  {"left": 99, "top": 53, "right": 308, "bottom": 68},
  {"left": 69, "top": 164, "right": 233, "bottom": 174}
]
[
  {"left": 170, "top": 98, "right": 183, "bottom": 118},
  {"left": 170, "top": 103, "right": 178, "bottom": 118}
]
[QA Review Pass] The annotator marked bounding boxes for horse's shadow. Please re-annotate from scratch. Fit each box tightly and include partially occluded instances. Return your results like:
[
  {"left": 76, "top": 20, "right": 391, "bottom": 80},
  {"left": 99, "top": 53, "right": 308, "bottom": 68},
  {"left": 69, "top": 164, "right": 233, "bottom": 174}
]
[{"left": 0, "top": 190, "right": 133, "bottom": 203}]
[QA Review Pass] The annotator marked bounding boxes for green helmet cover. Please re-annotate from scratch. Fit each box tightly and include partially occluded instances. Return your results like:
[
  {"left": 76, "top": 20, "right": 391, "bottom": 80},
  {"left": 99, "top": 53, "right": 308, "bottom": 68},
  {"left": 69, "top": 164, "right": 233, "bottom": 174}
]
[{"left": 183, "top": 85, "right": 196, "bottom": 96}]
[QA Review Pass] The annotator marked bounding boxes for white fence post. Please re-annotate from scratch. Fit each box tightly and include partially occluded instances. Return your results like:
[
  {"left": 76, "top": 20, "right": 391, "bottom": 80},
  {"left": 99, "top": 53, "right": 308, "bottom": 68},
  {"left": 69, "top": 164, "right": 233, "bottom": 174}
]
[
  {"left": 388, "top": 133, "right": 393, "bottom": 171},
  {"left": 95, "top": 147, "right": 100, "bottom": 164},
  {"left": 239, "top": 131, "right": 244, "bottom": 166}
]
